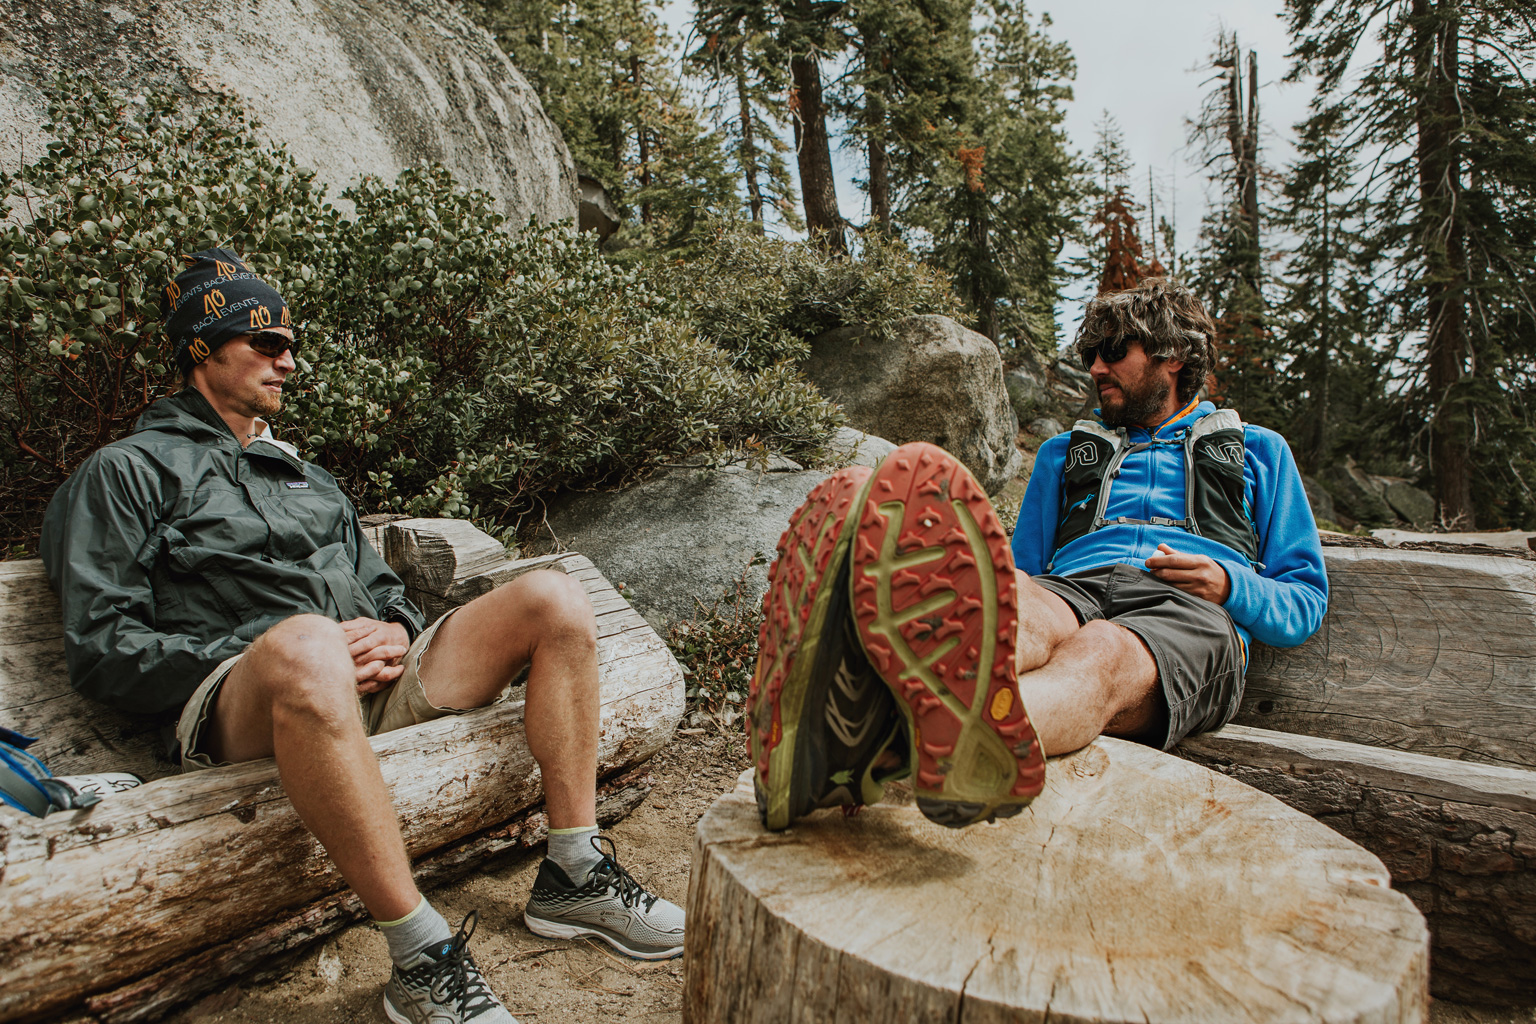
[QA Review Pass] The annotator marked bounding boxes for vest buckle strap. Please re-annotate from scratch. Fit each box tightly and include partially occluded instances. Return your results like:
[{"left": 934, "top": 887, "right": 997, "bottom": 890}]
[{"left": 1099, "top": 515, "right": 1195, "bottom": 529}]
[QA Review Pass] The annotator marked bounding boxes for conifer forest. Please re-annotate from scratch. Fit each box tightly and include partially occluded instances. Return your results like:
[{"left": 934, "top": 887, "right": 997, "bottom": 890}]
[{"left": 462, "top": 0, "right": 1536, "bottom": 531}]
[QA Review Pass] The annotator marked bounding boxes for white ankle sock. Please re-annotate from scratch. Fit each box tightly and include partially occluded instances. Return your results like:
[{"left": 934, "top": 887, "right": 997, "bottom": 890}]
[{"left": 547, "top": 825, "right": 603, "bottom": 880}]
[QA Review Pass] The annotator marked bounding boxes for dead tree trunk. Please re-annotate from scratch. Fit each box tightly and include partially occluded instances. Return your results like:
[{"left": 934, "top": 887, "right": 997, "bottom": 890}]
[{"left": 1414, "top": 0, "right": 1473, "bottom": 526}]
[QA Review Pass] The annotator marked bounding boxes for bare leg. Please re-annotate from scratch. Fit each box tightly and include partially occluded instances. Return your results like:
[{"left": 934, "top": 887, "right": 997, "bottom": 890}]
[
  {"left": 1012, "top": 569, "right": 1082, "bottom": 673},
  {"left": 1015, "top": 619, "right": 1162, "bottom": 756},
  {"left": 205, "top": 614, "right": 419, "bottom": 921},
  {"left": 417, "top": 569, "right": 600, "bottom": 831}
]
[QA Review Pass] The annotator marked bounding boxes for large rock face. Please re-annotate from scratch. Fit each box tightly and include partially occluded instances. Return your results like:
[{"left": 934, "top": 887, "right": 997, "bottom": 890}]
[
  {"left": 540, "top": 464, "right": 826, "bottom": 632},
  {"left": 0, "top": 0, "right": 577, "bottom": 225},
  {"left": 803, "top": 315, "right": 1023, "bottom": 495}
]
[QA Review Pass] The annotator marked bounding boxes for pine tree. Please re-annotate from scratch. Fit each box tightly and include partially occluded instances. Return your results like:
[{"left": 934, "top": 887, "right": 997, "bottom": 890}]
[
  {"left": 463, "top": 0, "right": 737, "bottom": 246},
  {"left": 1188, "top": 30, "right": 1279, "bottom": 424},
  {"left": 1094, "top": 187, "right": 1155, "bottom": 295},
  {"left": 688, "top": 1, "right": 802, "bottom": 231},
  {"left": 896, "top": 1, "right": 1087, "bottom": 351},
  {"left": 833, "top": 0, "right": 973, "bottom": 232},
  {"left": 1272, "top": 104, "right": 1385, "bottom": 474},
  {"left": 1285, "top": 0, "right": 1536, "bottom": 526},
  {"left": 1090, "top": 111, "right": 1132, "bottom": 196},
  {"left": 777, "top": 0, "right": 849, "bottom": 253}
]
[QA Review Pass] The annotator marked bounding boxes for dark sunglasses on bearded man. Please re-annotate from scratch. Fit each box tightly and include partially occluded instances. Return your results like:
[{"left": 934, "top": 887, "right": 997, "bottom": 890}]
[
  {"left": 247, "top": 331, "right": 298, "bottom": 359},
  {"left": 1078, "top": 334, "right": 1138, "bottom": 369}
]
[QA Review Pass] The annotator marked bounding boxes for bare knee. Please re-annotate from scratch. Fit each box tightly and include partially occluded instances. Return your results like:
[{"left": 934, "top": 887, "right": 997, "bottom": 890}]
[
  {"left": 244, "top": 615, "right": 356, "bottom": 722},
  {"left": 509, "top": 570, "right": 597, "bottom": 650}
]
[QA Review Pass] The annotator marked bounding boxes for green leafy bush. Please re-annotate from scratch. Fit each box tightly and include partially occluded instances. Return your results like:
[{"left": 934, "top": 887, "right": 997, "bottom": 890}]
[
  {"left": 665, "top": 556, "right": 766, "bottom": 726},
  {"left": 0, "top": 80, "right": 845, "bottom": 549},
  {"left": 0, "top": 81, "right": 317, "bottom": 544},
  {"left": 670, "top": 225, "right": 969, "bottom": 373}
]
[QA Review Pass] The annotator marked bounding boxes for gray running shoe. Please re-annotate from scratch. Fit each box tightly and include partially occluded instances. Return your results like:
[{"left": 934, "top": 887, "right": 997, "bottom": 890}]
[
  {"left": 523, "top": 837, "right": 684, "bottom": 960},
  {"left": 382, "top": 911, "right": 517, "bottom": 1024}
]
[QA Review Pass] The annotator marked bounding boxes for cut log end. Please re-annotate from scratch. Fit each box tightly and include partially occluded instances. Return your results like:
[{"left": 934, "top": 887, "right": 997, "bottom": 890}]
[{"left": 685, "top": 742, "right": 1429, "bottom": 1024}]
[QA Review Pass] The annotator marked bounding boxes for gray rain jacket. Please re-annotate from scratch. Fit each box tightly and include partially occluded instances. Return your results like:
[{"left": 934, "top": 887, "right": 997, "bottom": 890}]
[{"left": 40, "top": 388, "right": 425, "bottom": 718}]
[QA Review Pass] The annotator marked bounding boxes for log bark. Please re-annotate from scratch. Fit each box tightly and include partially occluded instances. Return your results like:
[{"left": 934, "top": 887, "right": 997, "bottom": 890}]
[
  {"left": 1177, "top": 725, "right": 1536, "bottom": 1005},
  {"left": 0, "top": 535, "right": 684, "bottom": 1023},
  {"left": 1242, "top": 545, "right": 1536, "bottom": 769},
  {"left": 685, "top": 742, "right": 1428, "bottom": 1024}
]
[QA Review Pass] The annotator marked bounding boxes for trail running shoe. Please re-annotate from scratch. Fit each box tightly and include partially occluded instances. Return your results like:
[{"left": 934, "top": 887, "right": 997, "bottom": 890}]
[
  {"left": 523, "top": 836, "right": 684, "bottom": 960},
  {"left": 749, "top": 466, "right": 909, "bottom": 831},
  {"left": 382, "top": 911, "right": 517, "bottom": 1024},
  {"left": 849, "top": 442, "right": 1046, "bottom": 828}
]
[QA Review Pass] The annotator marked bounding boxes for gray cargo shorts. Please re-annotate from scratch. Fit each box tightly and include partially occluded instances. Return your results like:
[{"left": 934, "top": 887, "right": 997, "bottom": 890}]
[
  {"left": 175, "top": 609, "right": 475, "bottom": 771},
  {"left": 1029, "top": 563, "right": 1247, "bottom": 749}
]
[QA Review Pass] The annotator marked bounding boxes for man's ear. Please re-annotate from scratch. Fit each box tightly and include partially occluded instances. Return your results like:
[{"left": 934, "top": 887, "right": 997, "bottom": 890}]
[{"left": 1161, "top": 357, "right": 1186, "bottom": 375}]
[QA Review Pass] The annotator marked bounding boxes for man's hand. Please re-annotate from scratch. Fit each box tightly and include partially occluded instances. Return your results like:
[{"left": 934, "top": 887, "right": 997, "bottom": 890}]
[
  {"left": 1144, "top": 543, "right": 1231, "bottom": 605},
  {"left": 340, "top": 617, "right": 411, "bottom": 694}
]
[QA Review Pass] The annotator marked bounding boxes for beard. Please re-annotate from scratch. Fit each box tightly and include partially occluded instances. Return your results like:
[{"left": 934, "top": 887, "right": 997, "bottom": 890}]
[
  {"left": 248, "top": 385, "right": 282, "bottom": 418},
  {"left": 1098, "top": 362, "right": 1172, "bottom": 428}
]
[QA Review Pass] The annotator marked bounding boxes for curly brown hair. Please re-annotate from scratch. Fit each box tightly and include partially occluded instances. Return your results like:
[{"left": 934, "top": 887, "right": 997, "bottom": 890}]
[{"left": 1074, "top": 278, "right": 1216, "bottom": 404}]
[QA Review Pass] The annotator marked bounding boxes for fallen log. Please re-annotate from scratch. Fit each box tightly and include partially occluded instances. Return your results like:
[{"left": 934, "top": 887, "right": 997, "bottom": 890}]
[
  {"left": 1177, "top": 724, "right": 1536, "bottom": 1005},
  {"left": 0, "top": 522, "right": 685, "bottom": 1023},
  {"left": 1241, "top": 544, "right": 1536, "bottom": 770},
  {"left": 685, "top": 744, "right": 1429, "bottom": 1024},
  {"left": 79, "top": 767, "right": 653, "bottom": 1024}
]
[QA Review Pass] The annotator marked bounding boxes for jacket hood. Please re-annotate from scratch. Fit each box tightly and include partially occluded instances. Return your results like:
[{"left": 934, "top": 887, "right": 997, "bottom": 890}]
[{"left": 133, "top": 388, "right": 238, "bottom": 444}]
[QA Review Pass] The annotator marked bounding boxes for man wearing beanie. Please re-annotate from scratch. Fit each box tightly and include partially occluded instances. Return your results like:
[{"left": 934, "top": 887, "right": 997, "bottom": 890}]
[{"left": 40, "top": 249, "right": 683, "bottom": 1024}]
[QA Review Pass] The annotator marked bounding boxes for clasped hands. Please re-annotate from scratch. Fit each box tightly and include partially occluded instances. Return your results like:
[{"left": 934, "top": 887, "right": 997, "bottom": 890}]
[
  {"left": 1144, "top": 543, "right": 1231, "bottom": 604},
  {"left": 341, "top": 617, "right": 412, "bottom": 695}
]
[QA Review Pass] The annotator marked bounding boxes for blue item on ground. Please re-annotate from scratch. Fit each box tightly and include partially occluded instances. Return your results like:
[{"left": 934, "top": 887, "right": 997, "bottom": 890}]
[{"left": 0, "top": 726, "right": 143, "bottom": 817}]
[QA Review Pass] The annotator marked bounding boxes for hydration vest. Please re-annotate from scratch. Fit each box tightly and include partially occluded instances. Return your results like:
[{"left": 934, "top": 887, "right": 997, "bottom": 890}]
[{"left": 1050, "top": 409, "right": 1262, "bottom": 571}]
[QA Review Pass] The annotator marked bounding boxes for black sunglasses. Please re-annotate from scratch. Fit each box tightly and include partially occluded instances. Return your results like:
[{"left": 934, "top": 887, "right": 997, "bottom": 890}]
[
  {"left": 1079, "top": 335, "right": 1137, "bottom": 369},
  {"left": 247, "top": 331, "right": 297, "bottom": 359}
]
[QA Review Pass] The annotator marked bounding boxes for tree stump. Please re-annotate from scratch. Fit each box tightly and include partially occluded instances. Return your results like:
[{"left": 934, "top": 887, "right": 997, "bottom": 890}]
[{"left": 685, "top": 740, "right": 1428, "bottom": 1024}]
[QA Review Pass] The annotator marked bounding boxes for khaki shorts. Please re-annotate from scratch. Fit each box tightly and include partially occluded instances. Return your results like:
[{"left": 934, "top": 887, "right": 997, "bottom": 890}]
[{"left": 176, "top": 610, "right": 474, "bottom": 771}]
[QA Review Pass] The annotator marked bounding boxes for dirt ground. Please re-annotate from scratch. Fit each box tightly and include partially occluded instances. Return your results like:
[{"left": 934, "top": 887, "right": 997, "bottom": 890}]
[
  {"left": 164, "top": 727, "right": 1534, "bottom": 1024},
  {"left": 165, "top": 729, "right": 752, "bottom": 1024}
]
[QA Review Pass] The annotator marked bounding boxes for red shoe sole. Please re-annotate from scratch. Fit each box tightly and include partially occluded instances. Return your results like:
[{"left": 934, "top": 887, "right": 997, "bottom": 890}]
[{"left": 848, "top": 443, "right": 1045, "bottom": 826}]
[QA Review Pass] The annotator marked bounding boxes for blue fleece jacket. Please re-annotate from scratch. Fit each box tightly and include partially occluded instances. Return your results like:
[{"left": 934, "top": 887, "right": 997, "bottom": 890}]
[{"left": 1011, "top": 400, "right": 1328, "bottom": 649}]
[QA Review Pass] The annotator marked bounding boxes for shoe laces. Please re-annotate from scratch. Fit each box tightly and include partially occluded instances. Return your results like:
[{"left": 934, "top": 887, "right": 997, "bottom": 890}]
[
  {"left": 588, "top": 835, "right": 659, "bottom": 912},
  {"left": 425, "top": 911, "right": 501, "bottom": 1020}
]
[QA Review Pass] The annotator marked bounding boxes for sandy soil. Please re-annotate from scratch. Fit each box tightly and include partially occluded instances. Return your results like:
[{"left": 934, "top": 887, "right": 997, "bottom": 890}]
[{"left": 162, "top": 723, "right": 1533, "bottom": 1024}]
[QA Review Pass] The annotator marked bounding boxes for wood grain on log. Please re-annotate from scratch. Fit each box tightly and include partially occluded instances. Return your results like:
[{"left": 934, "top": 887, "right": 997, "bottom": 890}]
[
  {"left": 383, "top": 517, "right": 518, "bottom": 596},
  {"left": 0, "top": 544, "right": 684, "bottom": 1024},
  {"left": 1177, "top": 725, "right": 1536, "bottom": 1005},
  {"left": 1242, "top": 546, "right": 1536, "bottom": 769},
  {"left": 685, "top": 744, "right": 1428, "bottom": 1024}
]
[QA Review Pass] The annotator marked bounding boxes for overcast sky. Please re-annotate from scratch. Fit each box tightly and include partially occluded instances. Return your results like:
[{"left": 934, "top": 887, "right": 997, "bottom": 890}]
[{"left": 656, "top": 1, "right": 1319, "bottom": 343}]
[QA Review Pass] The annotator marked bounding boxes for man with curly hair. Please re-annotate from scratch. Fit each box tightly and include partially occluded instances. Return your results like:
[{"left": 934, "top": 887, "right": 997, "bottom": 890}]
[
  {"left": 747, "top": 276, "right": 1327, "bottom": 835},
  {"left": 1007, "top": 276, "right": 1327, "bottom": 754}
]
